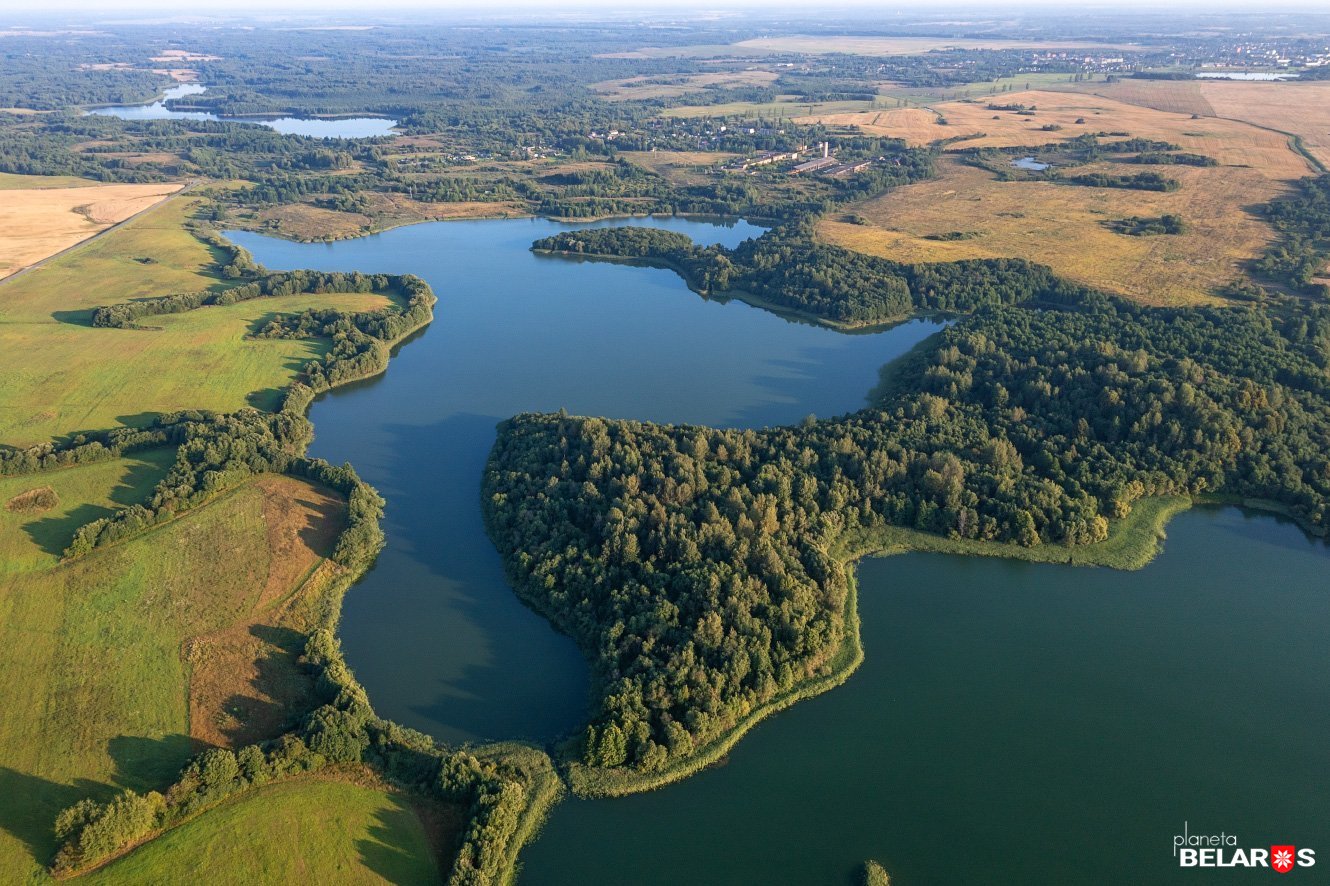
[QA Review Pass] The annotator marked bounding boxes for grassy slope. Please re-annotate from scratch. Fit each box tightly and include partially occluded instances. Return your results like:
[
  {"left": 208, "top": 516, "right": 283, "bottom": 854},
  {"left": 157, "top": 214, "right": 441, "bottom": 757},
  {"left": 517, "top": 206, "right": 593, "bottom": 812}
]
[
  {"left": 0, "top": 172, "right": 97, "bottom": 190},
  {"left": 0, "top": 193, "right": 387, "bottom": 446},
  {"left": 0, "top": 471, "right": 344, "bottom": 883},
  {"left": 84, "top": 778, "right": 441, "bottom": 886},
  {"left": 567, "top": 495, "right": 1191, "bottom": 796}
]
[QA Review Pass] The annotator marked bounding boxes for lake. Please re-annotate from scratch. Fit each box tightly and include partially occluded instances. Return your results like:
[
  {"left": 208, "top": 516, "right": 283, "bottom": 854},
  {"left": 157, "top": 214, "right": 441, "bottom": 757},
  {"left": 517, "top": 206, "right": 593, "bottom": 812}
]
[
  {"left": 1012, "top": 156, "right": 1050, "bottom": 171},
  {"left": 231, "top": 216, "right": 1328, "bottom": 884},
  {"left": 86, "top": 83, "right": 398, "bottom": 138},
  {"left": 229, "top": 216, "right": 944, "bottom": 745}
]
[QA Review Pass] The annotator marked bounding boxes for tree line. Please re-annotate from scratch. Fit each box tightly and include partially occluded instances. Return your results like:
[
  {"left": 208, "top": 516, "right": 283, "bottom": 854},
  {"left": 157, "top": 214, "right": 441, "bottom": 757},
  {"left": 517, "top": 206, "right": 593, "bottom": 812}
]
[{"left": 533, "top": 222, "right": 1088, "bottom": 326}]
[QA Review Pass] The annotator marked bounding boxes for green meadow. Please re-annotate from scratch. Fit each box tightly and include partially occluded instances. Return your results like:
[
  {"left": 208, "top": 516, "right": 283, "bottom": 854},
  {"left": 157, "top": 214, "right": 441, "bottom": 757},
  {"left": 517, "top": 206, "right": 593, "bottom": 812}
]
[
  {"left": 0, "top": 194, "right": 387, "bottom": 446},
  {"left": 84, "top": 778, "right": 442, "bottom": 886}
]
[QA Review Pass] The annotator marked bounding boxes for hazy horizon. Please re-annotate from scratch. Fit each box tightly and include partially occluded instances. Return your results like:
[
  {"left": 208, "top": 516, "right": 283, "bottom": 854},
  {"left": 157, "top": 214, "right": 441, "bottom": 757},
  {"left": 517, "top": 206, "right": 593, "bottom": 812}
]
[{"left": 8, "top": 0, "right": 1330, "bottom": 19}]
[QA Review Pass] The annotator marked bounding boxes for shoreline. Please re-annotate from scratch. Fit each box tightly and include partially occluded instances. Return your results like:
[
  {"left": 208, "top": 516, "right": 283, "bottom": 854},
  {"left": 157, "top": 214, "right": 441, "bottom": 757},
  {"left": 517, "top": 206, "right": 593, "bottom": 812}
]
[
  {"left": 530, "top": 247, "right": 912, "bottom": 333},
  {"left": 556, "top": 493, "right": 1192, "bottom": 798},
  {"left": 222, "top": 208, "right": 775, "bottom": 246}
]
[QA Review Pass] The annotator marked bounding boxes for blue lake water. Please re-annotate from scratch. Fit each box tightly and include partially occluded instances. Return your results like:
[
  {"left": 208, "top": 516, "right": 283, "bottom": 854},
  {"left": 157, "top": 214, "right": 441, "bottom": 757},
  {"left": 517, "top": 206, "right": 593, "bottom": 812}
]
[
  {"left": 87, "top": 83, "right": 397, "bottom": 138},
  {"left": 230, "top": 215, "right": 1328, "bottom": 884},
  {"left": 229, "top": 216, "right": 943, "bottom": 745}
]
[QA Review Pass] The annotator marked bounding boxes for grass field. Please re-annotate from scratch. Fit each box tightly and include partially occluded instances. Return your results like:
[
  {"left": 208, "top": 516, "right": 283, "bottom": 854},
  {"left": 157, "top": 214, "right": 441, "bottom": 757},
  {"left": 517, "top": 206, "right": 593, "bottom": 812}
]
[
  {"left": 808, "top": 89, "right": 1306, "bottom": 304},
  {"left": 1054, "top": 79, "right": 1330, "bottom": 170},
  {"left": 663, "top": 96, "right": 884, "bottom": 119},
  {"left": 0, "top": 193, "right": 389, "bottom": 446},
  {"left": 800, "top": 89, "right": 1313, "bottom": 177},
  {"left": 821, "top": 157, "right": 1279, "bottom": 305},
  {"left": 590, "top": 69, "right": 777, "bottom": 102},
  {"left": 231, "top": 193, "right": 527, "bottom": 243},
  {"left": 0, "top": 448, "right": 175, "bottom": 575},
  {"left": 619, "top": 149, "right": 737, "bottom": 186},
  {"left": 84, "top": 776, "right": 444, "bottom": 885},
  {"left": 0, "top": 172, "right": 97, "bottom": 190},
  {"left": 0, "top": 472, "right": 346, "bottom": 882},
  {"left": 0, "top": 181, "right": 183, "bottom": 280}
]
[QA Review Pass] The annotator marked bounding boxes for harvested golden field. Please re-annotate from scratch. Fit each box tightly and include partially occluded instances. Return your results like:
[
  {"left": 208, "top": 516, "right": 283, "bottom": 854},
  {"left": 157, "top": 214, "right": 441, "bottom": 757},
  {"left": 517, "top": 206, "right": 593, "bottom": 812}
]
[
  {"left": 732, "top": 36, "right": 1150, "bottom": 54},
  {"left": 820, "top": 157, "right": 1282, "bottom": 306},
  {"left": 1056, "top": 80, "right": 1330, "bottom": 171},
  {"left": 1048, "top": 78, "right": 1218, "bottom": 117},
  {"left": 801, "top": 89, "right": 1313, "bottom": 178},
  {"left": 591, "top": 69, "right": 777, "bottom": 101},
  {"left": 0, "top": 181, "right": 183, "bottom": 279}
]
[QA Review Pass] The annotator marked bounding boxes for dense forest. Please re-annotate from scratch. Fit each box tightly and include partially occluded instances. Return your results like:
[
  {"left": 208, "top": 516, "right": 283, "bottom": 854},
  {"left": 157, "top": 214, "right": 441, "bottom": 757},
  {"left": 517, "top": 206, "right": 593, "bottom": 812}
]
[{"left": 1256, "top": 173, "right": 1330, "bottom": 294}]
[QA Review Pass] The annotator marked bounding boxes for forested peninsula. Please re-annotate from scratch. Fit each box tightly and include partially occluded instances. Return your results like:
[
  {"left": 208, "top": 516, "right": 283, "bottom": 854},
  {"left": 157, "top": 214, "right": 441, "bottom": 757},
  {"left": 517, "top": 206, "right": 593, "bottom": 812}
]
[{"left": 492, "top": 216, "right": 1330, "bottom": 794}]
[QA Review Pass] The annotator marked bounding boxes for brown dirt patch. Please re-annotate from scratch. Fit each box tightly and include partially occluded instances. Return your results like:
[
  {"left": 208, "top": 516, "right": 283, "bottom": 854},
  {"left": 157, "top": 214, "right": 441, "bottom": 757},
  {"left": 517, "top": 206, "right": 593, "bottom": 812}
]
[{"left": 185, "top": 476, "right": 346, "bottom": 750}]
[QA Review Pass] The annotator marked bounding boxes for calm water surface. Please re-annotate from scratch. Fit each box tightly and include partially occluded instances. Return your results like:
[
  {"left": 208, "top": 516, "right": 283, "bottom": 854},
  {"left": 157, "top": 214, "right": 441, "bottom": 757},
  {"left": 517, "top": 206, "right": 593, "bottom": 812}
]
[
  {"left": 231, "top": 217, "right": 1328, "bottom": 884},
  {"left": 229, "top": 216, "right": 942, "bottom": 745},
  {"left": 522, "top": 507, "right": 1330, "bottom": 885},
  {"left": 88, "top": 83, "right": 397, "bottom": 137},
  {"left": 1012, "top": 156, "right": 1050, "bottom": 171}
]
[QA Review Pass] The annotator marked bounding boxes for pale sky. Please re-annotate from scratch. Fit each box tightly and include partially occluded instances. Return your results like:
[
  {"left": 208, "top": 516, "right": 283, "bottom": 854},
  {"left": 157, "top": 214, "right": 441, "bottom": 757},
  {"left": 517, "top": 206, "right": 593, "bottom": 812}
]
[{"left": 7, "top": 0, "right": 1328, "bottom": 14}]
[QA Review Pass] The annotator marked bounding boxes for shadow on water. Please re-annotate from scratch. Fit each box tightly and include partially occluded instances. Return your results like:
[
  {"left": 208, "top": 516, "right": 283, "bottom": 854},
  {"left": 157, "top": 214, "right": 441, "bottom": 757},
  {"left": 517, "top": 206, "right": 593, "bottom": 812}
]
[{"left": 335, "top": 412, "right": 589, "bottom": 746}]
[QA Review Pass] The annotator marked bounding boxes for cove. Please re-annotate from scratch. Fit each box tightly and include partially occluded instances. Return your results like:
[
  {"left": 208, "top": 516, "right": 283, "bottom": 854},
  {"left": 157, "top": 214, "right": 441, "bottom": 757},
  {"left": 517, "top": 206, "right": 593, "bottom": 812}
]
[
  {"left": 87, "top": 83, "right": 398, "bottom": 138},
  {"left": 519, "top": 506, "right": 1330, "bottom": 885},
  {"left": 227, "top": 216, "right": 945, "bottom": 745}
]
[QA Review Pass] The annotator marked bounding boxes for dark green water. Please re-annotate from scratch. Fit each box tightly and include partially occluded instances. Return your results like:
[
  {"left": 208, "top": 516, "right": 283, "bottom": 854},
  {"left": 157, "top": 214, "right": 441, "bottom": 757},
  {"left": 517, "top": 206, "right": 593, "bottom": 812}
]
[
  {"left": 521, "top": 507, "right": 1330, "bottom": 885},
  {"left": 230, "top": 219, "right": 1329, "bottom": 884}
]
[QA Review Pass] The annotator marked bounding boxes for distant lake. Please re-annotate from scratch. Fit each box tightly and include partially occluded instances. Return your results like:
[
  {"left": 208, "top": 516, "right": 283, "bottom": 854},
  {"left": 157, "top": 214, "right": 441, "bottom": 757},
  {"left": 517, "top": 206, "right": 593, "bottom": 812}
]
[
  {"left": 86, "top": 83, "right": 397, "bottom": 138},
  {"left": 1195, "top": 72, "right": 1295, "bottom": 81},
  {"left": 1012, "top": 156, "right": 1050, "bottom": 171}
]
